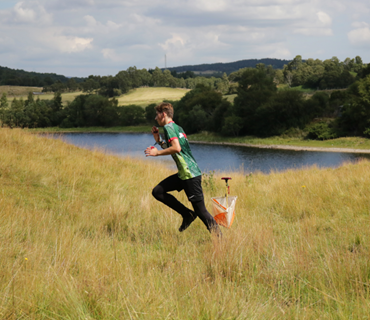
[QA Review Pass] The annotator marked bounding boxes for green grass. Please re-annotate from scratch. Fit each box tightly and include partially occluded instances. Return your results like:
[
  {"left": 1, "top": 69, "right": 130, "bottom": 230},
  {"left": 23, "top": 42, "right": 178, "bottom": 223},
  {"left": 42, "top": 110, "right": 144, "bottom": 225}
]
[
  {"left": 0, "top": 85, "right": 44, "bottom": 96},
  {"left": 0, "top": 86, "right": 83, "bottom": 106},
  {"left": 188, "top": 132, "right": 370, "bottom": 150},
  {"left": 2, "top": 128, "right": 370, "bottom": 318},
  {"left": 34, "top": 91, "right": 83, "bottom": 104},
  {"left": 223, "top": 94, "right": 237, "bottom": 103},
  {"left": 1, "top": 86, "right": 190, "bottom": 108},
  {"left": 117, "top": 87, "right": 190, "bottom": 106},
  {"left": 277, "top": 84, "right": 316, "bottom": 93}
]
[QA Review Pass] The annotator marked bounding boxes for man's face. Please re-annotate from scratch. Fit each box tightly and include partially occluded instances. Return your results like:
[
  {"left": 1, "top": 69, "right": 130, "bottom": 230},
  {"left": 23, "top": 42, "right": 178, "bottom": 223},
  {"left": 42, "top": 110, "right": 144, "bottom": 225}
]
[{"left": 155, "top": 111, "right": 165, "bottom": 126}]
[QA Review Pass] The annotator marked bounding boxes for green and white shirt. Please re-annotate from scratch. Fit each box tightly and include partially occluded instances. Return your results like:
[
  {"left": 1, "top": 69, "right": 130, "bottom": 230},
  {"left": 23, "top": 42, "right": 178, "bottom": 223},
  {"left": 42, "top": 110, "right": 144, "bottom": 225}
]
[{"left": 163, "top": 121, "right": 202, "bottom": 180}]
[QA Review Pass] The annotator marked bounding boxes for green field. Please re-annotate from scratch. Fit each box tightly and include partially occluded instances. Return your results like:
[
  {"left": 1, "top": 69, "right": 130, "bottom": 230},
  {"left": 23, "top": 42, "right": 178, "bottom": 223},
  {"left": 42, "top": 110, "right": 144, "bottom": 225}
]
[
  {"left": 2, "top": 128, "right": 370, "bottom": 318},
  {"left": 0, "top": 86, "right": 83, "bottom": 105},
  {"left": 223, "top": 94, "right": 237, "bottom": 103},
  {"left": 0, "top": 85, "right": 44, "bottom": 97},
  {"left": 1, "top": 86, "right": 190, "bottom": 107},
  {"left": 189, "top": 132, "right": 370, "bottom": 150},
  {"left": 117, "top": 87, "right": 190, "bottom": 106}
]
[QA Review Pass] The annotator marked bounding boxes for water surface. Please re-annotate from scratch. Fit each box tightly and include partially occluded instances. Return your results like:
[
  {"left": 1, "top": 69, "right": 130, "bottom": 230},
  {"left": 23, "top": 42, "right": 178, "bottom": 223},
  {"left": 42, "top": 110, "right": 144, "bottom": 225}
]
[{"left": 49, "top": 133, "right": 370, "bottom": 174}]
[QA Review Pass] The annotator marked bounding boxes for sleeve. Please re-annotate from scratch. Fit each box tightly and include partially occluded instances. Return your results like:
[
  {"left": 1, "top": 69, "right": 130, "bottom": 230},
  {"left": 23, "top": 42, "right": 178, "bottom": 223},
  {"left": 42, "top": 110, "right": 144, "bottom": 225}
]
[{"left": 164, "top": 125, "right": 178, "bottom": 143}]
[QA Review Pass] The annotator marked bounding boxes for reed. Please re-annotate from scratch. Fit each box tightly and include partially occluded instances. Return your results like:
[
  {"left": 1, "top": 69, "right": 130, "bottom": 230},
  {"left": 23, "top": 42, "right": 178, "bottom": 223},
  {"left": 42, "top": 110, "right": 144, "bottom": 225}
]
[{"left": 1, "top": 128, "right": 370, "bottom": 319}]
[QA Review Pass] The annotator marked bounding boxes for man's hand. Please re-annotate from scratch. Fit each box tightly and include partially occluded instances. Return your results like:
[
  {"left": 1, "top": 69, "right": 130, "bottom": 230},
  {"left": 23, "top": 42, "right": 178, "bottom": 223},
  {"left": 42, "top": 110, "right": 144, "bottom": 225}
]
[
  {"left": 151, "top": 126, "right": 160, "bottom": 142},
  {"left": 145, "top": 139, "right": 181, "bottom": 157},
  {"left": 145, "top": 146, "right": 158, "bottom": 157}
]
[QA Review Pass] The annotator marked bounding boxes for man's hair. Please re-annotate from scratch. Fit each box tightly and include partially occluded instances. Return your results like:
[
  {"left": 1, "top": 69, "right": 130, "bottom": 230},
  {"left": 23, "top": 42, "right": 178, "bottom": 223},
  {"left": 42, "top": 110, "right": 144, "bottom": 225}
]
[{"left": 155, "top": 102, "right": 174, "bottom": 119}]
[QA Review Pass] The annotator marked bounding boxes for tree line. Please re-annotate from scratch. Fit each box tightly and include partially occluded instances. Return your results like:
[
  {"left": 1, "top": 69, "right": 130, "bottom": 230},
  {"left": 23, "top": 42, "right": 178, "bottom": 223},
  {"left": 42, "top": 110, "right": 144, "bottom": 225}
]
[
  {"left": 78, "top": 55, "right": 368, "bottom": 98},
  {"left": 170, "top": 66, "right": 370, "bottom": 139},
  {"left": 164, "top": 58, "right": 291, "bottom": 74},
  {"left": 0, "top": 66, "right": 84, "bottom": 88},
  {"left": 1, "top": 56, "right": 370, "bottom": 141},
  {"left": 0, "top": 92, "right": 149, "bottom": 128},
  {"left": 280, "top": 55, "right": 365, "bottom": 90},
  {"left": 2, "top": 55, "right": 368, "bottom": 96},
  {"left": 78, "top": 67, "right": 230, "bottom": 97}
]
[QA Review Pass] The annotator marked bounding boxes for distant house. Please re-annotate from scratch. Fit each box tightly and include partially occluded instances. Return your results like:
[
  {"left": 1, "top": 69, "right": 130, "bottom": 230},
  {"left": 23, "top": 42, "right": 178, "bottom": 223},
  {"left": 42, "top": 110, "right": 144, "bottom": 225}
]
[{"left": 33, "top": 92, "right": 44, "bottom": 95}]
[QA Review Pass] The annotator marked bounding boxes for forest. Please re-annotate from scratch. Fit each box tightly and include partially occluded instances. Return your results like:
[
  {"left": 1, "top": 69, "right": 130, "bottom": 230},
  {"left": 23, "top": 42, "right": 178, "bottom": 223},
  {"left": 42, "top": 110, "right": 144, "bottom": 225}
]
[{"left": 0, "top": 55, "right": 370, "bottom": 140}]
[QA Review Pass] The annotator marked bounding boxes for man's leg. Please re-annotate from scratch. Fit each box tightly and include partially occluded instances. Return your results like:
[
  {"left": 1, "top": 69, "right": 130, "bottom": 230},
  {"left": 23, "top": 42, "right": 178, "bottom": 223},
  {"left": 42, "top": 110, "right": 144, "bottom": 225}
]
[
  {"left": 191, "top": 200, "right": 221, "bottom": 235},
  {"left": 152, "top": 174, "right": 196, "bottom": 228},
  {"left": 183, "top": 176, "right": 221, "bottom": 235}
]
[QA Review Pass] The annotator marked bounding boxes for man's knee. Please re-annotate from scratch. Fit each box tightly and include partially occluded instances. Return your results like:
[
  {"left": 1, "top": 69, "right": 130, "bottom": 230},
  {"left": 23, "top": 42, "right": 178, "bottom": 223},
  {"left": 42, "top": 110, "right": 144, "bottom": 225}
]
[{"left": 152, "top": 185, "right": 163, "bottom": 200}]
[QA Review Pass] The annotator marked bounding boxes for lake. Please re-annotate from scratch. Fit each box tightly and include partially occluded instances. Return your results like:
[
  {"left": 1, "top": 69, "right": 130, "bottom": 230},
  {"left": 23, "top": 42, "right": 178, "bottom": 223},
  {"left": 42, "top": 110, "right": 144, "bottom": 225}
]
[{"left": 48, "top": 133, "right": 370, "bottom": 174}]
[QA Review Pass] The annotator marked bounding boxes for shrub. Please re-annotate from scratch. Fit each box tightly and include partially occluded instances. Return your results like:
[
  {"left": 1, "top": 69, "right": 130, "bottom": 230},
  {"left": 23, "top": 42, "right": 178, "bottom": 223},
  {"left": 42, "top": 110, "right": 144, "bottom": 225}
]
[
  {"left": 118, "top": 105, "right": 145, "bottom": 126},
  {"left": 221, "top": 115, "right": 244, "bottom": 137},
  {"left": 145, "top": 103, "right": 157, "bottom": 125},
  {"left": 306, "top": 121, "right": 337, "bottom": 140}
]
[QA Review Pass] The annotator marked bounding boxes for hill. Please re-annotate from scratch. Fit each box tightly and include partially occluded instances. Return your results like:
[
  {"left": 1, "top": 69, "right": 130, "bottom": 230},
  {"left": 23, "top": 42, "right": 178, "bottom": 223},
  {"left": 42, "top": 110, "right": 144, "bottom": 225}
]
[
  {"left": 0, "top": 65, "right": 85, "bottom": 87},
  {"left": 1, "top": 128, "right": 370, "bottom": 318},
  {"left": 117, "top": 87, "right": 190, "bottom": 106},
  {"left": 163, "top": 58, "right": 292, "bottom": 74}
]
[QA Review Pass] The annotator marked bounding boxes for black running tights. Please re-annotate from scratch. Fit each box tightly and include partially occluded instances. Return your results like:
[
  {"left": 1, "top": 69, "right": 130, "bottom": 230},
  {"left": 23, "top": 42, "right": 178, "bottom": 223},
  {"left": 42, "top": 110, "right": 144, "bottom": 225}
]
[{"left": 152, "top": 174, "right": 219, "bottom": 233}]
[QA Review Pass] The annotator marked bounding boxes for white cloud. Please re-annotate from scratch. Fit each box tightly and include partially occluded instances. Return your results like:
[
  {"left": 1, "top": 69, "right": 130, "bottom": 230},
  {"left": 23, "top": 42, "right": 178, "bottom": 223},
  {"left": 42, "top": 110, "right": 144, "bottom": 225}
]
[
  {"left": 47, "top": 0, "right": 95, "bottom": 10},
  {"left": 159, "top": 34, "right": 186, "bottom": 51},
  {"left": 4, "top": 1, "right": 53, "bottom": 25},
  {"left": 14, "top": 2, "right": 36, "bottom": 22},
  {"left": 294, "top": 28, "right": 333, "bottom": 36},
  {"left": 352, "top": 21, "right": 369, "bottom": 28},
  {"left": 0, "top": 0, "right": 369, "bottom": 77},
  {"left": 317, "top": 11, "right": 332, "bottom": 27},
  {"left": 40, "top": 33, "right": 94, "bottom": 53},
  {"left": 271, "top": 46, "right": 291, "bottom": 59},
  {"left": 292, "top": 10, "right": 333, "bottom": 36},
  {"left": 348, "top": 27, "right": 370, "bottom": 46},
  {"left": 83, "top": 15, "right": 123, "bottom": 33},
  {"left": 193, "top": 0, "right": 227, "bottom": 12},
  {"left": 102, "top": 48, "right": 120, "bottom": 61}
]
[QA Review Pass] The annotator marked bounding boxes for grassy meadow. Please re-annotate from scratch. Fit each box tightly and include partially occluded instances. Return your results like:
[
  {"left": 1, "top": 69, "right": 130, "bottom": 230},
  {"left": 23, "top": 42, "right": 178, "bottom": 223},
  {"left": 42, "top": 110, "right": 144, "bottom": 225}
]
[
  {"left": 0, "top": 86, "right": 44, "bottom": 97},
  {"left": 0, "top": 86, "right": 189, "bottom": 108},
  {"left": 189, "top": 132, "right": 370, "bottom": 151},
  {"left": 116, "top": 87, "right": 190, "bottom": 106},
  {"left": 0, "top": 86, "right": 83, "bottom": 106},
  {"left": 1, "top": 128, "right": 370, "bottom": 319}
]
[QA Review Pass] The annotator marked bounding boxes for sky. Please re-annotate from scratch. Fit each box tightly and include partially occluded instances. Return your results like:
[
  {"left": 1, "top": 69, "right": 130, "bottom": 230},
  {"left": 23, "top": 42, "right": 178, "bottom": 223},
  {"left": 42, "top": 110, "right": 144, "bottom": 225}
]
[{"left": 0, "top": 0, "right": 369, "bottom": 77}]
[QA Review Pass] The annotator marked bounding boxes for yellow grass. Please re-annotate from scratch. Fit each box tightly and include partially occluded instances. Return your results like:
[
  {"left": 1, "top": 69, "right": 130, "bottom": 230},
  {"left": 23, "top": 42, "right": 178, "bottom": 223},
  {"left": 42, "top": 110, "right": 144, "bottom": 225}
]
[
  {"left": 1, "top": 128, "right": 370, "bottom": 319},
  {"left": 117, "top": 87, "right": 190, "bottom": 106},
  {"left": 0, "top": 86, "right": 83, "bottom": 106},
  {"left": 1, "top": 86, "right": 189, "bottom": 108},
  {"left": 223, "top": 94, "right": 237, "bottom": 103},
  {"left": 33, "top": 91, "right": 84, "bottom": 104},
  {"left": 0, "top": 86, "right": 44, "bottom": 97}
]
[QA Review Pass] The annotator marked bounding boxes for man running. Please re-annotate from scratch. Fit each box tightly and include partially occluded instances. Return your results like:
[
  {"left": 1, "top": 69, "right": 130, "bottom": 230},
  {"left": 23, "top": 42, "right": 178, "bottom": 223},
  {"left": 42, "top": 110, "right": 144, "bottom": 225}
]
[{"left": 144, "top": 102, "right": 221, "bottom": 235}]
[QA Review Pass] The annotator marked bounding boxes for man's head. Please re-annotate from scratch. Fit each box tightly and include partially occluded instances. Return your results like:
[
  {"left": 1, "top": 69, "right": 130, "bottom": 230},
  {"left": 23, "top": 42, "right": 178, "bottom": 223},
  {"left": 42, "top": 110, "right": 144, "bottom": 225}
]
[
  {"left": 155, "top": 102, "right": 174, "bottom": 118},
  {"left": 155, "top": 102, "right": 174, "bottom": 126}
]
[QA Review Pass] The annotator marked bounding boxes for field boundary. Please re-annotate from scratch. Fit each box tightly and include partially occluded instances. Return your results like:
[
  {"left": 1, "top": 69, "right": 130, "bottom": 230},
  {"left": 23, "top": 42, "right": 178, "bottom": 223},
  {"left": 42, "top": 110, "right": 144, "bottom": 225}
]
[{"left": 189, "top": 140, "right": 370, "bottom": 153}]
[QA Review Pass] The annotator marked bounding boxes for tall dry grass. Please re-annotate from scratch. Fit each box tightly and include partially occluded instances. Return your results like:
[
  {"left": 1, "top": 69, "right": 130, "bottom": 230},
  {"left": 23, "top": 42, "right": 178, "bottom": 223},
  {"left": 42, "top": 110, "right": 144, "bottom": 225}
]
[
  {"left": 117, "top": 87, "right": 190, "bottom": 106},
  {"left": 1, "top": 128, "right": 370, "bottom": 319}
]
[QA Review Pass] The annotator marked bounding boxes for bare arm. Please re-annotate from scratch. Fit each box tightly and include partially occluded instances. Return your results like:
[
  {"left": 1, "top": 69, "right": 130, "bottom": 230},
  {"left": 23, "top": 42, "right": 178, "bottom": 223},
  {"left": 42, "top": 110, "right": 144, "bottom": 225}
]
[
  {"left": 151, "top": 126, "right": 160, "bottom": 143},
  {"left": 145, "top": 138, "right": 181, "bottom": 157}
]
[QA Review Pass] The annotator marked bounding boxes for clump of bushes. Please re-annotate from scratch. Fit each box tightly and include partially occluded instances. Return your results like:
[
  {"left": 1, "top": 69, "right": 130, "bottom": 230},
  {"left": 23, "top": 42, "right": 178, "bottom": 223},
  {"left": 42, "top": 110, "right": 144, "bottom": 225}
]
[{"left": 306, "top": 121, "right": 337, "bottom": 140}]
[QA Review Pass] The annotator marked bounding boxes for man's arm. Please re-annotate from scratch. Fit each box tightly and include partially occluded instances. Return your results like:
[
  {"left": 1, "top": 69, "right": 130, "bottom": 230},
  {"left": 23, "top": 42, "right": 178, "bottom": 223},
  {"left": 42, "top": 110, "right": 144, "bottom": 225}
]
[
  {"left": 145, "top": 138, "right": 181, "bottom": 157},
  {"left": 151, "top": 126, "right": 160, "bottom": 142}
]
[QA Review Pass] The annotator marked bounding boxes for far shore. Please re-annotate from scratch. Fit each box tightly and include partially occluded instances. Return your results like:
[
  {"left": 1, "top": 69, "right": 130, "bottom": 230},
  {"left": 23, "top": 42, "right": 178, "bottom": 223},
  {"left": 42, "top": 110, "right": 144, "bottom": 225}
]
[{"left": 189, "top": 140, "right": 370, "bottom": 154}]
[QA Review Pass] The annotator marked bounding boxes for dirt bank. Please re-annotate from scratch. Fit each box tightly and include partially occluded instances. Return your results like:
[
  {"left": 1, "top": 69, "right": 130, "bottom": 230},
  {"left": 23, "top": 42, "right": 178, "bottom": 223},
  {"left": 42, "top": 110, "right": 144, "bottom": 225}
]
[{"left": 189, "top": 140, "right": 370, "bottom": 154}]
